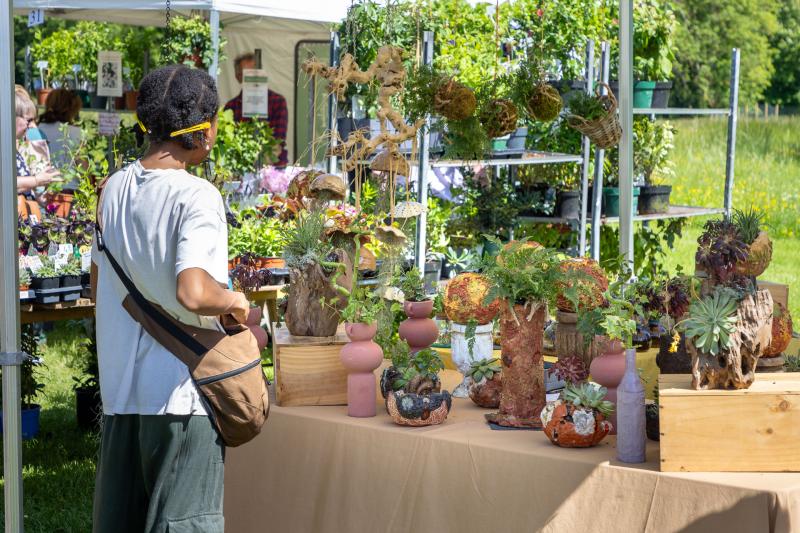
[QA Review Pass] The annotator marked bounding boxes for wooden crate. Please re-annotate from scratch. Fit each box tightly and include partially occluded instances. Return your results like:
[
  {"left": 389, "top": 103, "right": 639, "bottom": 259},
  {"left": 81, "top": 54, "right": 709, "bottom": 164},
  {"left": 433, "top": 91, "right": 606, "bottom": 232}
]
[
  {"left": 757, "top": 280, "right": 789, "bottom": 310},
  {"left": 273, "top": 325, "right": 349, "bottom": 407},
  {"left": 659, "top": 373, "right": 800, "bottom": 472}
]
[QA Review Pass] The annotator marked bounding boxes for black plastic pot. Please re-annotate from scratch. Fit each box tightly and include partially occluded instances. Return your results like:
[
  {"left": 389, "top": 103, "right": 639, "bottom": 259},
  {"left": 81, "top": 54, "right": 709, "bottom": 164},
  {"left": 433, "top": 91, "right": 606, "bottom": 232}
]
[
  {"left": 646, "top": 403, "right": 660, "bottom": 441},
  {"left": 638, "top": 185, "right": 672, "bottom": 215},
  {"left": 31, "top": 276, "right": 60, "bottom": 291},
  {"left": 651, "top": 81, "right": 673, "bottom": 109},
  {"left": 89, "top": 94, "right": 107, "bottom": 110},
  {"left": 75, "top": 386, "right": 102, "bottom": 431},
  {"left": 656, "top": 333, "right": 692, "bottom": 374},
  {"left": 81, "top": 272, "right": 90, "bottom": 288},
  {"left": 60, "top": 274, "right": 81, "bottom": 288},
  {"left": 556, "top": 190, "right": 581, "bottom": 220}
]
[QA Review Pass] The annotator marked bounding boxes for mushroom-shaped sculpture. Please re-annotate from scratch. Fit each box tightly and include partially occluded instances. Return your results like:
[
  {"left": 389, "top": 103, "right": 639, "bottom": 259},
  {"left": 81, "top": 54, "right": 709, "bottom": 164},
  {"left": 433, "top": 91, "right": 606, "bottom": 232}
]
[
  {"left": 393, "top": 201, "right": 426, "bottom": 219},
  {"left": 309, "top": 173, "right": 347, "bottom": 202},
  {"left": 371, "top": 149, "right": 409, "bottom": 177},
  {"left": 374, "top": 225, "right": 407, "bottom": 247}
]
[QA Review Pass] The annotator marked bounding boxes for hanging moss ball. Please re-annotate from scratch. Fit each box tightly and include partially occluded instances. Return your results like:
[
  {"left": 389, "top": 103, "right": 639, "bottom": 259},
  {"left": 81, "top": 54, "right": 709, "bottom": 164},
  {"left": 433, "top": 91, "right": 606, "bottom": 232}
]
[
  {"left": 528, "top": 83, "right": 563, "bottom": 122},
  {"left": 435, "top": 80, "right": 477, "bottom": 121},
  {"left": 555, "top": 257, "right": 609, "bottom": 313},
  {"left": 480, "top": 98, "right": 519, "bottom": 138}
]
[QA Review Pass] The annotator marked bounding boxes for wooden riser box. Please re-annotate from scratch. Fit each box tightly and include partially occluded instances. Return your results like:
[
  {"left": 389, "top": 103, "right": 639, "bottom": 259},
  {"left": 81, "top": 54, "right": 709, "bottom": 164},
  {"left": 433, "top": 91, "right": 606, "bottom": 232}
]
[
  {"left": 273, "top": 325, "right": 348, "bottom": 407},
  {"left": 659, "top": 373, "right": 800, "bottom": 472}
]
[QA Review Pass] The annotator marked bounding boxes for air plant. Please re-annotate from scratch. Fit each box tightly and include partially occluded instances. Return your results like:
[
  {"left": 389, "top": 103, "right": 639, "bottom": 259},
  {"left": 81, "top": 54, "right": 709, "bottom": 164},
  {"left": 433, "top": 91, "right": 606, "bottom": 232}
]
[{"left": 732, "top": 208, "right": 765, "bottom": 245}]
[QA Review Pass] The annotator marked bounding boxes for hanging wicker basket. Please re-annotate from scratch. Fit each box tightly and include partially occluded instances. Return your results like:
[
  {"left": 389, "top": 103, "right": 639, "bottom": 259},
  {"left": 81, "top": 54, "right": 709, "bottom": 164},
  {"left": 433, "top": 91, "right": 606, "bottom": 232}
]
[{"left": 566, "top": 82, "right": 622, "bottom": 149}]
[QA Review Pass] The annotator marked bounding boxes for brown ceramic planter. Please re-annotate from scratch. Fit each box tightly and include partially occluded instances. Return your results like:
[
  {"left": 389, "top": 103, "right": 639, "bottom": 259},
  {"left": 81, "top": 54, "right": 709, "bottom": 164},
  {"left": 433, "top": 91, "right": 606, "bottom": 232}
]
[
  {"left": 124, "top": 90, "right": 139, "bottom": 110},
  {"left": 656, "top": 333, "right": 692, "bottom": 373},
  {"left": 541, "top": 401, "right": 612, "bottom": 447},
  {"left": 469, "top": 372, "right": 502, "bottom": 408},
  {"left": 399, "top": 300, "right": 438, "bottom": 352},
  {"left": 386, "top": 390, "right": 451, "bottom": 426},
  {"left": 36, "top": 88, "right": 52, "bottom": 106}
]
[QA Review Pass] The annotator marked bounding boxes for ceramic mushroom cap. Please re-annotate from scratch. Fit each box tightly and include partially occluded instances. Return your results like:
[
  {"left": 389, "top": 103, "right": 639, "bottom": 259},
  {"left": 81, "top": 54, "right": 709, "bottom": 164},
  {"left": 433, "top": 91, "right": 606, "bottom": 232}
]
[
  {"left": 370, "top": 149, "right": 410, "bottom": 176},
  {"left": 309, "top": 173, "right": 347, "bottom": 202}
]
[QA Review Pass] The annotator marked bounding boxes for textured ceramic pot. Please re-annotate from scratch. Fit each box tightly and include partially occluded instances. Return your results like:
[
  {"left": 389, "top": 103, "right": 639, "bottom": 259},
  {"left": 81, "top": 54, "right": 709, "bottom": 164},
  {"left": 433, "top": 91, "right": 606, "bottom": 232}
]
[
  {"left": 340, "top": 323, "right": 383, "bottom": 417},
  {"left": 450, "top": 322, "right": 493, "bottom": 398},
  {"left": 541, "top": 400, "right": 612, "bottom": 448},
  {"left": 399, "top": 300, "right": 439, "bottom": 353},
  {"left": 589, "top": 337, "right": 625, "bottom": 434},
  {"left": 485, "top": 303, "right": 546, "bottom": 428},
  {"left": 386, "top": 390, "right": 451, "bottom": 426},
  {"left": 469, "top": 373, "right": 502, "bottom": 408}
]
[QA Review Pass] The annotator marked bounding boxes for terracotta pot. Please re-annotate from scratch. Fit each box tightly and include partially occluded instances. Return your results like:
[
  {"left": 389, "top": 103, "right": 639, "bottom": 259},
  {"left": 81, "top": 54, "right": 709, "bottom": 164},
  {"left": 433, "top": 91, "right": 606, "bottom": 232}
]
[
  {"left": 399, "top": 300, "right": 439, "bottom": 352},
  {"left": 469, "top": 372, "right": 502, "bottom": 408},
  {"left": 261, "top": 257, "right": 286, "bottom": 270},
  {"left": 589, "top": 336, "right": 625, "bottom": 434},
  {"left": 36, "top": 88, "right": 52, "bottom": 106},
  {"left": 340, "top": 323, "right": 383, "bottom": 417},
  {"left": 114, "top": 96, "right": 125, "bottom": 109},
  {"left": 386, "top": 390, "right": 451, "bottom": 426},
  {"left": 124, "top": 90, "right": 139, "bottom": 111},
  {"left": 541, "top": 400, "right": 612, "bottom": 447},
  {"left": 485, "top": 303, "right": 546, "bottom": 428},
  {"left": 48, "top": 193, "right": 74, "bottom": 218}
]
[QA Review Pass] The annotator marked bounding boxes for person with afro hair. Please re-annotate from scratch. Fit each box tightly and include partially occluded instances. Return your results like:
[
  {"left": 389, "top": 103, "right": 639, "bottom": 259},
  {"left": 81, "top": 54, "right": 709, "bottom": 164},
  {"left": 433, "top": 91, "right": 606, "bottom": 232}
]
[{"left": 91, "top": 65, "right": 250, "bottom": 533}]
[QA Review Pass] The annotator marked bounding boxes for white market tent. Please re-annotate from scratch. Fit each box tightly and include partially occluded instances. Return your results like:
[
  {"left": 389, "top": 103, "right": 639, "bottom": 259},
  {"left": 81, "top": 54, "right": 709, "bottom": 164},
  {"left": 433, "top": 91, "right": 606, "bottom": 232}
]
[{"left": 0, "top": 1, "right": 639, "bottom": 531}]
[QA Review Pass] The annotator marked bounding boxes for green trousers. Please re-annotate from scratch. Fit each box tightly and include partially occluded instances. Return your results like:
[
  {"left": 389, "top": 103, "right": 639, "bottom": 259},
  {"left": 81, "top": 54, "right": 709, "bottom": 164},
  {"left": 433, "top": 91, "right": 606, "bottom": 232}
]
[{"left": 92, "top": 414, "right": 225, "bottom": 533}]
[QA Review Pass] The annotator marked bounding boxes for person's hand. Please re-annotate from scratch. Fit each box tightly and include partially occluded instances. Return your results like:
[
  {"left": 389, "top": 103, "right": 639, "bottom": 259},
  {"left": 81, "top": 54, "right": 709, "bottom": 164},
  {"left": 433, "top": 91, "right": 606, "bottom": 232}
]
[
  {"left": 226, "top": 291, "right": 251, "bottom": 325},
  {"left": 35, "top": 168, "right": 61, "bottom": 187}
]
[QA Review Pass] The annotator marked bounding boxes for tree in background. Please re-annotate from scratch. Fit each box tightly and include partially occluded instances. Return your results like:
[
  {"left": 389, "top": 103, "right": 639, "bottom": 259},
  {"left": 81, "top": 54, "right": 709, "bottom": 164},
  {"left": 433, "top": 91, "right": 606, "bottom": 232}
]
[
  {"left": 671, "top": 0, "right": 780, "bottom": 107},
  {"left": 765, "top": 0, "right": 800, "bottom": 107}
]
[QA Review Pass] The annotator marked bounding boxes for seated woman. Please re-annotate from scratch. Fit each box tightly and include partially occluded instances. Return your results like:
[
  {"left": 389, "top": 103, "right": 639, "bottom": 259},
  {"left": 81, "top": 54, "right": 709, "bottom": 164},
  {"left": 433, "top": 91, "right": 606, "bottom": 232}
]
[
  {"left": 15, "top": 85, "right": 60, "bottom": 195},
  {"left": 38, "top": 88, "right": 83, "bottom": 182}
]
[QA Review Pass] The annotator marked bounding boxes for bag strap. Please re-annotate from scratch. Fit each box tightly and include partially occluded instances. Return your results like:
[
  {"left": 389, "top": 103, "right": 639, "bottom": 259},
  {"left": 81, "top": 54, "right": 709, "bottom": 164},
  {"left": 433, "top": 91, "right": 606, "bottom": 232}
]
[{"left": 96, "top": 170, "right": 207, "bottom": 357}]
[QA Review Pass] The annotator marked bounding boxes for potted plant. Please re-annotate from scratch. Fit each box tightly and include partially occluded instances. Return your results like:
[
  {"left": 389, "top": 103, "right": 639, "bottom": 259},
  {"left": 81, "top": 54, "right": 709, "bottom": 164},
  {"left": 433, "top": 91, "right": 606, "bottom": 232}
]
[
  {"left": 601, "top": 151, "right": 640, "bottom": 217},
  {"left": 479, "top": 97, "right": 519, "bottom": 141},
  {"left": 467, "top": 357, "right": 502, "bottom": 408},
  {"left": 554, "top": 173, "right": 582, "bottom": 220},
  {"left": 635, "top": 119, "right": 675, "bottom": 214},
  {"left": 442, "top": 247, "right": 476, "bottom": 279},
  {"left": 161, "top": 15, "right": 227, "bottom": 71},
  {"left": 566, "top": 85, "right": 622, "bottom": 150},
  {"left": 443, "top": 272, "right": 500, "bottom": 397},
  {"left": 481, "top": 239, "right": 569, "bottom": 428},
  {"left": 60, "top": 257, "right": 83, "bottom": 288},
  {"left": 19, "top": 268, "right": 31, "bottom": 293},
  {"left": 646, "top": 384, "right": 660, "bottom": 441},
  {"left": 694, "top": 214, "right": 772, "bottom": 285},
  {"left": 397, "top": 267, "right": 439, "bottom": 353},
  {"left": 632, "top": 0, "right": 676, "bottom": 108},
  {"left": 732, "top": 208, "right": 773, "bottom": 278},
  {"left": 339, "top": 287, "right": 385, "bottom": 418},
  {"left": 540, "top": 382, "right": 614, "bottom": 448},
  {"left": 1, "top": 325, "right": 46, "bottom": 439},
  {"left": 554, "top": 258, "right": 609, "bottom": 365},
  {"left": 762, "top": 302, "right": 793, "bottom": 359},
  {"left": 382, "top": 344, "right": 451, "bottom": 427},
  {"left": 31, "top": 257, "right": 60, "bottom": 292}
]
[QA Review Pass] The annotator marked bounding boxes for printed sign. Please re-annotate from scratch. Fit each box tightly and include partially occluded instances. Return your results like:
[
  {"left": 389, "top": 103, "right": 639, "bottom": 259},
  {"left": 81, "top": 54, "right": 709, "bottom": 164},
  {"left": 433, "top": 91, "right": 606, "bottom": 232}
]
[
  {"left": 81, "top": 251, "right": 92, "bottom": 273},
  {"left": 242, "top": 69, "right": 269, "bottom": 118},
  {"left": 97, "top": 51, "right": 123, "bottom": 97},
  {"left": 99, "top": 112, "right": 121, "bottom": 135},
  {"left": 26, "top": 255, "right": 43, "bottom": 274},
  {"left": 28, "top": 9, "right": 44, "bottom": 28}
]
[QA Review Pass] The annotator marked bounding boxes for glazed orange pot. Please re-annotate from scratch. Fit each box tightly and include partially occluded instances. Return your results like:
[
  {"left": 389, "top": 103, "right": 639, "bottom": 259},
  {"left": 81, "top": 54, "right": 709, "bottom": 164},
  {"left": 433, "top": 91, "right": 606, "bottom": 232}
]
[
  {"left": 36, "top": 88, "right": 52, "bottom": 106},
  {"left": 541, "top": 401, "right": 612, "bottom": 447}
]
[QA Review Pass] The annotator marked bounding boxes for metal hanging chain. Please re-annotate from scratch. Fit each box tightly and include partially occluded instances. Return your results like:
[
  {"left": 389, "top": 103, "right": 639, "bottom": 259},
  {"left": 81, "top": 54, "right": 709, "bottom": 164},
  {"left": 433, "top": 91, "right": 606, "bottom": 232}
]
[{"left": 163, "top": 0, "right": 172, "bottom": 58}]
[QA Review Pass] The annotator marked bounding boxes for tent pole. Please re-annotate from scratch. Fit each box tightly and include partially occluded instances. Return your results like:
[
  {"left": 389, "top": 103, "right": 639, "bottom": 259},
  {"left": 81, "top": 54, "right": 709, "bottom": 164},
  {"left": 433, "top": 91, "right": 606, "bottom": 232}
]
[
  {"left": 723, "top": 48, "right": 740, "bottom": 217},
  {"left": 618, "top": 0, "right": 635, "bottom": 267},
  {"left": 414, "top": 30, "right": 434, "bottom": 273},
  {"left": 327, "top": 32, "right": 340, "bottom": 174},
  {"left": 578, "top": 39, "right": 594, "bottom": 257},
  {"left": 1, "top": 0, "right": 25, "bottom": 531},
  {"left": 209, "top": 8, "right": 220, "bottom": 80},
  {"left": 591, "top": 42, "right": 610, "bottom": 261}
]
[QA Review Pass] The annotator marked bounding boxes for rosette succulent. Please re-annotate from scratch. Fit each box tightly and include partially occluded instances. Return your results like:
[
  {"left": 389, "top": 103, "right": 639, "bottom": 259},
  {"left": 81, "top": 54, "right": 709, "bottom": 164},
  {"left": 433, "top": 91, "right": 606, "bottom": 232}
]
[
  {"left": 560, "top": 382, "right": 614, "bottom": 417},
  {"left": 679, "top": 288, "right": 739, "bottom": 356}
]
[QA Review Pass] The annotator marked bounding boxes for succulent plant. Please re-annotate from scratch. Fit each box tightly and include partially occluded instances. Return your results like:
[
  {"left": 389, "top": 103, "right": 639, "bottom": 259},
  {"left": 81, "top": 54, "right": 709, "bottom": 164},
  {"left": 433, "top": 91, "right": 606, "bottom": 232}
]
[
  {"left": 34, "top": 257, "right": 59, "bottom": 279},
  {"left": 695, "top": 219, "right": 749, "bottom": 282},
  {"left": 785, "top": 354, "right": 800, "bottom": 373},
  {"left": 551, "top": 355, "right": 589, "bottom": 384},
  {"left": 680, "top": 287, "right": 739, "bottom": 356},
  {"left": 666, "top": 276, "right": 692, "bottom": 320},
  {"left": 732, "top": 208, "right": 765, "bottom": 245},
  {"left": 60, "top": 257, "right": 82, "bottom": 276},
  {"left": 18, "top": 268, "right": 31, "bottom": 288},
  {"left": 560, "top": 382, "right": 614, "bottom": 418},
  {"left": 468, "top": 357, "right": 501, "bottom": 383}
]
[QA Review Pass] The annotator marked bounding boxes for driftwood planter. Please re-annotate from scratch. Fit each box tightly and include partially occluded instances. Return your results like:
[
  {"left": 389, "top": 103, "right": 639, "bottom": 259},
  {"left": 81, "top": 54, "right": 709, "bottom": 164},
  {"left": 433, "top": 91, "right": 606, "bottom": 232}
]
[
  {"left": 485, "top": 303, "right": 546, "bottom": 428},
  {"left": 689, "top": 289, "right": 773, "bottom": 390},
  {"left": 285, "top": 251, "right": 352, "bottom": 338}
]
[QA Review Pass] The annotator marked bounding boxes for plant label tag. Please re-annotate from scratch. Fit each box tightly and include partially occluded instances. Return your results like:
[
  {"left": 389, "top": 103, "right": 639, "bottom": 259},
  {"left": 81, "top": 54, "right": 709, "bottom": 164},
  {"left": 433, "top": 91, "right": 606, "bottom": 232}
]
[
  {"left": 28, "top": 214, "right": 39, "bottom": 225},
  {"left": 81, "top": 252, "right": 92, "bottom": 272},
  {"left": 242, "top": 69, "right": 268, "bottom": 118},
  {"left": 27, "top": 256, "right": 43, "bottom": 274},
  {"left": 99, "top": 113, "right": 121, "bottom": 135},
  {"left": 59, "top": 243, "right": 74, "bottom": 256},
  {"left": 28, "top": 9, "right": 44, "bottom": 28}
]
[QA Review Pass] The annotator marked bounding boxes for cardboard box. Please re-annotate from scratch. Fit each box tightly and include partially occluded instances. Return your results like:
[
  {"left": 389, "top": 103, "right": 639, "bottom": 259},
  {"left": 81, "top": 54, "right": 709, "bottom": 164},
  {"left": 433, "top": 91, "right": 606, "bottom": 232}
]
[{"left": 659, "top": 373, "right": 800, "bottom": 472}]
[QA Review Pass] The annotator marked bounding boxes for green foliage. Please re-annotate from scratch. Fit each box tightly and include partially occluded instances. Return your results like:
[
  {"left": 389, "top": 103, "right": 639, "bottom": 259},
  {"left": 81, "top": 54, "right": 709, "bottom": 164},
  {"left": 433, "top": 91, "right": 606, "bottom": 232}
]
[
  {"left": 672, "top": 0, "right": 780, "bottom": 106},
  {"left": 464, "top": 318, "right": 478, "bottom": 358},
  {"left": 442, "top": 116, "right": 491, "bottom": 160},
  {"left": 425, "top": 196, "right": 451, "bottom": 256},
  {"left": 60, "top": 117, "right": 113, "bottom": 216},
  {"left": 765, "top": 0, "right": 800, "bottom": 106},
  {"left": 468, "top": 356, "right": 501, "bottom": 383},
  {"left": 402, "top": 64, "right": 443, "bottom": 124},
  {"left": 391, "top": 346, "right": 445, "bottom": 391},
  {"left": 31, "top": 25, "right": 81, "bottom": 85},
  {"left": 633, "top": 118, "right": 675, "bottom": 185},
  {"left": 34, "top": 257, "right": 59, "bottom": 279},
  {"left": 631, "top": 0, "right": 677, "bottom": 80},
  {"left": 341, "top": 287, "right": 385, "bottom": 324},
  {"left": 449, "top": 171, "right": 521, "bottom": 243},
  {"left": 567, "top": 91, "right": 607, "bottom": 121},
  {"left": 160, "top": 15, "right": 227, "bottom": 72},
  {"left": 577, "top": 278, "right": 638, "bottom": 347},
  {"left": 20, "top": 324, "right": 46, "bottom": 407},
  {"left": 60, "top": 257, "right": 82, "bottom": 277},
  {"left": 202, "top": 109, "right": 277, "bottom": 184},
  {"left": 786, "top": 354, "right": 800, "bottom": 373},
  {"left": 19, "top": 268, "right": 31, "bottom": 288},
  {"left": 481, "top": 237, "right": 566, "bottom": 308},
  {"left": 732, "top": 208, "right": 765, "bottom": 245},
  {"left": 560, "top": 382, "right": 615, "bottom": 418},
  {"left": 679, "top": 287, "right": 739, "bottom": 356},
  {"left": 600, "top": 219, "right": 687, "bottom": 279},
  {"left": 399, "top": 267, "right": 428, "bottom": 302},
  {"left": 282, "top": 210, "right": 332, "bottom": 269},
  {"left": 228, "top": 209, "right": 283, "bottom": 259}
]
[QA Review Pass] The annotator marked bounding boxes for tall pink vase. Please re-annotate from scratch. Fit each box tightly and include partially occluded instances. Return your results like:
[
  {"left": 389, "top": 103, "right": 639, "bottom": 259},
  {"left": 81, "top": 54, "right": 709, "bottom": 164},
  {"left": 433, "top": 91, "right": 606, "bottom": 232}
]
[
  {"left": 589, "top": 336, "right": 626, "bottom": 434},
  {"left": 340, "top": 323, "right": 384, "bottom": 417},
  {"left": 398, "top": 300, "right": 439, "bottom": 353}
]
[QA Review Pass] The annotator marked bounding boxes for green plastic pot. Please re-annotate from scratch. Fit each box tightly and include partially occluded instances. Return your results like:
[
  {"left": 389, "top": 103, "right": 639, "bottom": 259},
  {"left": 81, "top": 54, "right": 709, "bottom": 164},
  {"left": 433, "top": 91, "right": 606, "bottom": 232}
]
[
  {"left": 602, "top": 187, "right": 640, "bottom": 217},
  {"left": 633, "top": 81, "right": 657, "bottom": 108}
]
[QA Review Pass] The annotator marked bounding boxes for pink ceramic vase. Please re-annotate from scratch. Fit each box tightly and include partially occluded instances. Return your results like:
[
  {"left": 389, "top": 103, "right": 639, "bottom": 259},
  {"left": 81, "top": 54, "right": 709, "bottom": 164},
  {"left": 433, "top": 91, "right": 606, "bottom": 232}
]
[
  {"left": 340, "top": 323, "right": 383, "bottom": 417},
  {"left": 398, "top": 300, "right": 439, "bottom": 353},
  {"left": 589, "top": 336, "right": 626, "bottom": 434}
]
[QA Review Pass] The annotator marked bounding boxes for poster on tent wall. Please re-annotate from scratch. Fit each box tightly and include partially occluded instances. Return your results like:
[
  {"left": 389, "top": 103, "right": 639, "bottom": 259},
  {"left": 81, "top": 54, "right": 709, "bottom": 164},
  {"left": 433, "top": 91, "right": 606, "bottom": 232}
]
[
  {"left": 242, "top": 69, "right": 269, "bottom": 119},
  {"left": 97, "top": 51, "right": 123, "bottom": 98}
]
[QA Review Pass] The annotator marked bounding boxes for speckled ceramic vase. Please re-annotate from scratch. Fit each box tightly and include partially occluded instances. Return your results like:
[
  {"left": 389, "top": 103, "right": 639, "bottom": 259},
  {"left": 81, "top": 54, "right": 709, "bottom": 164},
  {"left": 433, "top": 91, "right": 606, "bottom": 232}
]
[
  {"left": 589, "top": 336, "right": 625, "bottom": 434},
  {"left": 399, "top": 300, "right": 439, "bottom": 353},
  {"left": 616, "top": 348, "right": 646, "bottom": 463},
  {"left": 340, "top": 323, "right": 383, "bottom": 418}
]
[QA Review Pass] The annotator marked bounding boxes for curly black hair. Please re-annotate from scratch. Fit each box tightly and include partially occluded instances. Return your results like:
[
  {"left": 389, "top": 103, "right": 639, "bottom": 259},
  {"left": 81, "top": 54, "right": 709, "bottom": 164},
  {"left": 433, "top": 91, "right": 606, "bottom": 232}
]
[{"left": 135, "top": 65, "right": 218, "bottom": 150}]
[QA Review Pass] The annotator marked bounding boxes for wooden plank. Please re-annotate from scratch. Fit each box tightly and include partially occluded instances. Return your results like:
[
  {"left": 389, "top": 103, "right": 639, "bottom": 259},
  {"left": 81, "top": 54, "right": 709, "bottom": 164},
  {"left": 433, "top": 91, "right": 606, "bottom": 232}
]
[
  {"left": 660, "top": 373, "right": 800, "bottom": 472},
  {"left": 273, "top": 324, "right": 348, "bottom": 347}
]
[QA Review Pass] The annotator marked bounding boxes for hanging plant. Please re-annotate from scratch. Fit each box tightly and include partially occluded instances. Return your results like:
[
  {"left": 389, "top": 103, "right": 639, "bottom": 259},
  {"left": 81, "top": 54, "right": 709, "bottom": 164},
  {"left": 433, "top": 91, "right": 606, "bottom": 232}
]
[
  {"left": 527, "top": 83, "right": 562, "bottom": 122},
  {"left": 434, "top": 78, "right": 477, "bottom": 121},
  {"left": 479, "top": 98, "right": 518, "bottom": 138}
]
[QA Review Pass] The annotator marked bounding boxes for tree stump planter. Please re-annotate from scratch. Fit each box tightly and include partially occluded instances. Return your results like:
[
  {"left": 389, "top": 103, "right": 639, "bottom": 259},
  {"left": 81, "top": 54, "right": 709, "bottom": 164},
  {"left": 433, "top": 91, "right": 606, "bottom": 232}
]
[
  {"left": 554, "top": 310, "right": 596, "bottom": 367},
  {"left": 285, "top": 252, "right": 351, "bottom": 338},
  {"left": 690, "top": 289, "right": 773, "bottom": 390},
  {"left": 485, "top": 303, "right": 546, "bottom": 428}
]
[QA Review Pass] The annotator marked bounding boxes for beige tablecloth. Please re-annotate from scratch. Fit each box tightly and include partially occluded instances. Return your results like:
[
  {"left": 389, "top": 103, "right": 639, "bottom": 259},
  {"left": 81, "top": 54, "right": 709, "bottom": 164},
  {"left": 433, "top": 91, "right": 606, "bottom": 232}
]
[{"left": 225, "top": 371, "right": 800, "bottom": 533}]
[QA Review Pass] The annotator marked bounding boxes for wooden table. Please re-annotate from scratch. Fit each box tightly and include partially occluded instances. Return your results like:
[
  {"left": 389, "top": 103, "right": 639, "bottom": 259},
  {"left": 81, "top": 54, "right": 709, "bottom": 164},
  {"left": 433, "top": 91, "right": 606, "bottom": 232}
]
[
  {"left": 19, "top": 298, "right": 96, "bottom": 324},
  {"left": 248, "top": 284, "right": 285, "bottom": 332}
]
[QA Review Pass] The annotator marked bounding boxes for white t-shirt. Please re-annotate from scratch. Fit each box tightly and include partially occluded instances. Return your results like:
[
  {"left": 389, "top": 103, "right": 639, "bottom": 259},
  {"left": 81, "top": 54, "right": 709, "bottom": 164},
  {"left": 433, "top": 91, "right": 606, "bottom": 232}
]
[{"left": 93, "top": 161, "right": 228, "bottom": 415}]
